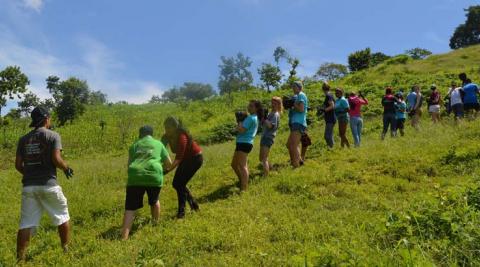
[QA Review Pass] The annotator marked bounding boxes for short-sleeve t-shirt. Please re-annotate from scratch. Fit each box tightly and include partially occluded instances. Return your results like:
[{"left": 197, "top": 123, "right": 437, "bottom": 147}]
[
  {"left": 262, "top": 112, "right": 280, "bottom": 139},
  {"left": 406, "top": 92, "right": 417, "bottom": 110},
  {"left": 463, "top": 83, "right": 479, "bottom": 104},
  {"left": 128, "top": 136, "right": 170, "bottom": 187},
  {"left": 323, "top": 93, "right": 336, "bottom": 124},
  {"left": 334, "top": 97, "right": 350, "bottom": 120},
  {"left": 289, "top": 92, "right": 308, "bottom": 127},
  {"left": 16, "top": 127, "right": 62, "bottom": 187},
  {"left": 236, "top": 114, "right": 258, "bottom": 144},
  {"left": 395, "top": 101, "right": 407, "bottom": 119},
  {"left": 450, "top": 87, "right": 463, "bottom": 106}
]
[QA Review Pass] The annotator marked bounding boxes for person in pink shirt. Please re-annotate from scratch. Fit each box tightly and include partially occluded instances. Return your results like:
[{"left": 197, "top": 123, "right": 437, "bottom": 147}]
[{"left": 347, "top": 91, "right": 368, "bottom": 147}]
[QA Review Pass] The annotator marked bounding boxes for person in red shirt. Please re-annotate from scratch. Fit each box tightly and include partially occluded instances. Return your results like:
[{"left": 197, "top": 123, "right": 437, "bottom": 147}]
[
  {"left": 162, "top": 117, "right": 203, "bottom": 219},
  {"left": 347, "top": 91, "right": 368, "bottom": 147}
]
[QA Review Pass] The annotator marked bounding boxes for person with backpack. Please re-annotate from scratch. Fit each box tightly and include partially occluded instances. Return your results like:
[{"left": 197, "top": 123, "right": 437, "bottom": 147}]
[
  {"left": 428, "top": 85, "right": 441, "bottom": 123},
  {"left": 347, "top": 91, "right": 368, "bottom": 147},
  {"left": 319, "top": 82, "right": 336, "bottom": 149},
  {"left": 122, "top": 126, "right": 172, "bottom": 239},
  {"left": 15, "top": 107, "right": 74, "bottom": 261},
  {"left": 334, "top": 88, "right": 350, "bottom": 148},
  {"left": 231, "top": 100, "right": 261, "bottom": 191},
  {"left": 259, "top": 97, "right": 283, "bottom": 177},
  {"left": 162, "top": 117, "right": 203, "bottom": 219},
  {"left": 395, "top": 93, "right": 407, "bottom": 136},
  {"left": 286, "top": 81, "right": 309, "bottom": 167},
  {"left": 381, "top": 87, "right": 397, "bottom": 139},
  {"left": 462, "top": 78, "right": 480, "bottom": 119},
  {"left": 447, "top": 81, "right": 464, "bottom": 121}
]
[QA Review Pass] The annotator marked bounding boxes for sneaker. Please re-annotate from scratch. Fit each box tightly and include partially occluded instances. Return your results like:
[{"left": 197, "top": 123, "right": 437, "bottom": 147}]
[{"left": 176, "top": 211, "right": 185, "bottom": 219}]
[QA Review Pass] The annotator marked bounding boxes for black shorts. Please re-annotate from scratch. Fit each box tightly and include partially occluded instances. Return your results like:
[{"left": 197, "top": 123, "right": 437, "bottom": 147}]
[
  {"left": 235, "top": 143, "right": 253, "bottom": 153},
  {"left": 464, "top": 103, "right": 480, "bottom": 112},
  {"left": 125, "top": 186, "right": 161, "bottom": 211}
]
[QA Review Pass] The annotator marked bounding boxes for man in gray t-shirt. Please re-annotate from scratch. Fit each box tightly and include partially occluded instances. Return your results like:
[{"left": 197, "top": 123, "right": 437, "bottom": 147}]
[{"left": 15, "top": 106, "right": 74, "bottom": 261}]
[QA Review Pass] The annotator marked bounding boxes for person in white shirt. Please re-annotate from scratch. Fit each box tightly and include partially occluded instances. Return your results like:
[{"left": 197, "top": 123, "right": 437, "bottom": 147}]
[{"left": 447, "top": 81, "right": 464, "bottom": 121}]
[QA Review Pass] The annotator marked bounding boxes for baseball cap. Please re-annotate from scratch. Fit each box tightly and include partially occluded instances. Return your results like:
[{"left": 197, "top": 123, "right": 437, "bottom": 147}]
[{"left": 29, "top": 106, "right": 50, "bottom": 128}]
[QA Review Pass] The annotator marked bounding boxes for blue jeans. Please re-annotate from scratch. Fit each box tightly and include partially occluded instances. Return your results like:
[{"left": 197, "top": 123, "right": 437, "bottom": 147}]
[
  {"left": 324, "top": 122, "right": 335, "bottom": 148},
  {"left": 350, "top": 116, "right": 363, "bottom": 147}
]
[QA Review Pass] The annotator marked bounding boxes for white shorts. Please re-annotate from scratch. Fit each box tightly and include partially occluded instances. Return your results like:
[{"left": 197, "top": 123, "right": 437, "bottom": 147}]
[
  {"left": 19, "top": 185, "right": 70, "bottom": 229},
  {"left": 429, "top": 105, "right": 440, "bottom": 113}
]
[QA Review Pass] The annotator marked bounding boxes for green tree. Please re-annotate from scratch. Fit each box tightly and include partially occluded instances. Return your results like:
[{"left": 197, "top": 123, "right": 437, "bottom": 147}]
[
  {"left": 149, "top": 95, "right": 163, "bottom": 104},
  {"left": 46, "top": 76, "right": 90, "bottom": 126},
  {"left": 315, "top": 62, "right": 349, "bottom": 81},
  {"left": 18, "top": 91, "right": 40, "bottom": 116},
  {"left": 0, "top": 66, "right": 30, "bottom": 117},
  {"left": 218, "top": 53, "right": 253, "bottom": 96},
  {"left": 348, "top": 48, "right": 371, "bottom": 72},
  {"left": 450, "top": 6, "right": 480, "bottom": 49},
  {"left": 405, "top": 48, "right": 432, "bottom": 60},
  {"left": 161, "top": 87, "right": 182, "bottom": 102},
  {"left": 258, "top": 63, "right": 282, "bottom": 92},
  {"left": 273, "top": 46, "right": 290, "bottom": 65},
  {"left": 179, "top": 82, "right": 215, "bottom": 101},
  {"left": 88, "top": 90, "right": 108, "bottom": 105},
  {"left": 371, "top": 52, "right": 391, "bottom": 66},
  {"left": 287, "top": 58, "right": 300, "bottom": 85}
]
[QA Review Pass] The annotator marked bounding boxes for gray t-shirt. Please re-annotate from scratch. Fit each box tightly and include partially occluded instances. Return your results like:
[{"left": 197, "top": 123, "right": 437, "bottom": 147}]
[
  {"left": 262, "top": 112, "right": 280, "bottom": 138},
  {"left": 16, "top": 127, "right": 62, "bottom": 187}
]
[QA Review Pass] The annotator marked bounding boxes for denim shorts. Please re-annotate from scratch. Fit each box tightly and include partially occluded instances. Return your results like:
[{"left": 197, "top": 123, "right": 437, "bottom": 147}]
[
  {"left": 289, "top": 123, "right": 306, "bottom": 134},
  {"left": 260, "top": 136, "right": 274, "bottom": 148}
]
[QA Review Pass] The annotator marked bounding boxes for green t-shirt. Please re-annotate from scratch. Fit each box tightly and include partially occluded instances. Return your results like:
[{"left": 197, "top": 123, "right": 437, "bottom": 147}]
[{"left": 127, "top": 136, "right": 169, "bottom": 187}]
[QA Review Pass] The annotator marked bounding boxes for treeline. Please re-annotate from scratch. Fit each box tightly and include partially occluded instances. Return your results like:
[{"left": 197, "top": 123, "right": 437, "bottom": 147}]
[{"left": 0, "top": 67, "right": 107, "bottom": 126}]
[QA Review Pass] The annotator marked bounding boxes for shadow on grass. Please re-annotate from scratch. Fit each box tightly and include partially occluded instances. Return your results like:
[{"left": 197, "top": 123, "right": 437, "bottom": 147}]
[
  {"left": 98, "top": 217, "right": 150, "bottom": 240},
  {"left": 197, "top": 183, "right": 238, "bottom": 204}
]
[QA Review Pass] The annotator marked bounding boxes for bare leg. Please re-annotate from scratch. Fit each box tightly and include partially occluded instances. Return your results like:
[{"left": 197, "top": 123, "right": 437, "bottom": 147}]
[
  {"left": 231, "top": 154, "right": 241, "bottom": 181},
  {"left": 58, "top": 221, "right": 70, "bottom": 252},
  {"left": 237, "top": 152, "right": 249, "bottom": 191},
  {"left": 150, "top": 201, "right": 160, "bottom": 224},
  {"left": 17, "top": 228, "right": 31, "bottom": 261},
  {"left": 259, "top": 146, "right": 270, "bottom": 177},
  {"left": 301, "top": 146, "right": 307, "bottom": 162},
  {"left": 121, "top": 210, "right": 136, "bottom": 240},
  {"left": 288, "top": 132, "right": 302, "bottom": 168}
]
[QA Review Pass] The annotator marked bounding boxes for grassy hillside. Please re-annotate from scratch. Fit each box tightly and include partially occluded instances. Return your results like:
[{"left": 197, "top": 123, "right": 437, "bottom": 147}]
[{"left": 1, "top": 46, "right": 480, "bottom": 266}]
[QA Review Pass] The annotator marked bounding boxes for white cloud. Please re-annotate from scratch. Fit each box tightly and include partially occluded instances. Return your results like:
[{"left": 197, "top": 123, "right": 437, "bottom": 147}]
[
  {"left": 22, "top": 0, "right": 44, "bottom": 12},
  {"left": 0, "top": 30, "right": 166, "bottom": 105}
]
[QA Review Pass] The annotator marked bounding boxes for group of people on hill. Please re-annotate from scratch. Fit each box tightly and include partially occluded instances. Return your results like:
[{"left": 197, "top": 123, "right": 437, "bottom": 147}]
[
  {"left": 11, "top": 72, "right": 480, "bottom": 261},
  {"left": 14, "top": 107, "right": 205, "bottom": 259}
]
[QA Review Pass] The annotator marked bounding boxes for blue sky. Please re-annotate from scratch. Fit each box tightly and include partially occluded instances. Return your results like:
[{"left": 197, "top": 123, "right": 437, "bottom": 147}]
[{"left": 0, "top": 0, "right": 478, "bottom": 114}]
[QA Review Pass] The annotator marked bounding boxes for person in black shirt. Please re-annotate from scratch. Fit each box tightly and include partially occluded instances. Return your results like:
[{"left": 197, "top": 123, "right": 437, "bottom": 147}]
[
  {"left": 320, "top": 82, "right": 336, "bottom": 148},
  {"left": 381, "top": 87, "right": 397, "bottom": 140}
]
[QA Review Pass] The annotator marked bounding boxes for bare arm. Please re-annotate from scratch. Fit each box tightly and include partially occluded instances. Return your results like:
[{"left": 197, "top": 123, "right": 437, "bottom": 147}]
[
  {"left": 294, "top": 101, "right": 305, "bottom": 112},
  {"left": 15, "top": 155, "right": 24, "bottom": 175},
  {"left": 163, "top": 156, "right": 173, "bottom": 172},
  {"left": 52, "top": 149, "right": 69, "bottom": 171},
  {"left": 236, "top": 122, "right": 247, "bottom": 133}
]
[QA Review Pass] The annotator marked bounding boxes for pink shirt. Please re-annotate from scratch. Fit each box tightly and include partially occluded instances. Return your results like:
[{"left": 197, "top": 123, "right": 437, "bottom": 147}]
[{"left": 348, "top": 96, "right": 368, "bottom": 117}]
